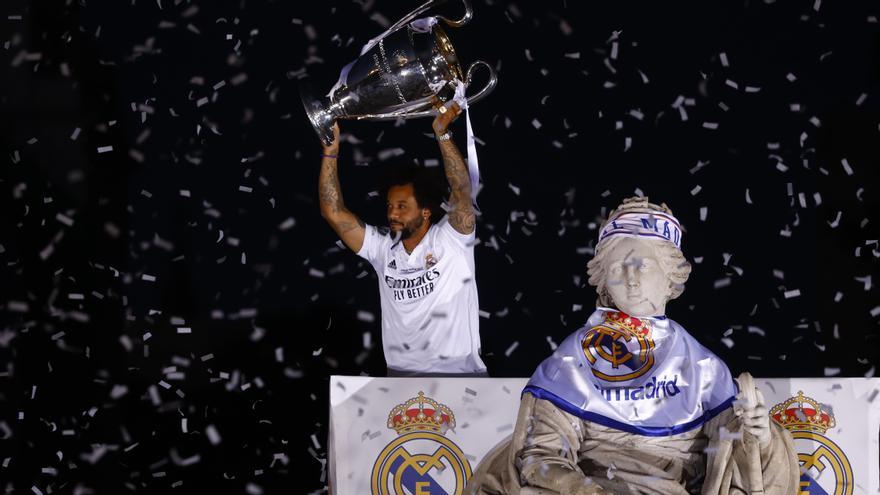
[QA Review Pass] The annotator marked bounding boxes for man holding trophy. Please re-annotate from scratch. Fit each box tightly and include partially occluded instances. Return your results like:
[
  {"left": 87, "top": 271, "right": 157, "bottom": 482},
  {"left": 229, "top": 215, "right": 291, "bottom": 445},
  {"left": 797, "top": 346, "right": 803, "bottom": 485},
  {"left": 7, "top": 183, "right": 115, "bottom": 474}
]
[
  {"left": 305, "top": 0, "right": 496, "bottom": 376},
  {"left": 317, "top": 104, "right": 487, "bottom": 377}
]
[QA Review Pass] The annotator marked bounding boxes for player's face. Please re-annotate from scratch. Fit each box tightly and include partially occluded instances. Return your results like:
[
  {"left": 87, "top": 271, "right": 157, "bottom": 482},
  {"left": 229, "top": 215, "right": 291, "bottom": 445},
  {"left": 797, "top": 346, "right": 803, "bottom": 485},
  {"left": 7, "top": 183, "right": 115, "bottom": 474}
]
[
  {"left": 603, "top": 237, "right": 671, "bottom": 317},
  {"left": 387, "top": 184, "right": 428, "bottom": 240}
]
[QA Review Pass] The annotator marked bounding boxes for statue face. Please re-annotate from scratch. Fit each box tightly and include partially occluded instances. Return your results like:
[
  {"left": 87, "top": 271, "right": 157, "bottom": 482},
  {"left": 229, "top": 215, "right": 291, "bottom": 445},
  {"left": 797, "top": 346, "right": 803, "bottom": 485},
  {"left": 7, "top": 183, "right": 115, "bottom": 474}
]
[{"left": 603, "top": 237, "right": 671, "bottom": 317}]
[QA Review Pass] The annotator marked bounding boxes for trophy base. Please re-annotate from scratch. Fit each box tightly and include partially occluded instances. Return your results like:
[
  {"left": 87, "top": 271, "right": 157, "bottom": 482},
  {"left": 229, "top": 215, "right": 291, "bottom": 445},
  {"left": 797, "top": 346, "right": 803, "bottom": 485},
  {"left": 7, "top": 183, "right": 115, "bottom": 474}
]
[{"left": 300, "top": 83, "right": 336, "bottom": 147}]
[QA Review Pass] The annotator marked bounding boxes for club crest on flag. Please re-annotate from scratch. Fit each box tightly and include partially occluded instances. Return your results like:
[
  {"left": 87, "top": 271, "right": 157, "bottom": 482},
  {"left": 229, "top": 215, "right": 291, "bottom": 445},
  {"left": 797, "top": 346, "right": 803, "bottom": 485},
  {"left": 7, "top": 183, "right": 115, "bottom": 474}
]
[
  {"left": 581, "top": 311, "right": 656, "bottom": 382},
  {"left": 770, "top": 391, "right": 854, "bottom": 495},
  {"left": 371, "top": 392, "right": 472, "bottom": 495}
]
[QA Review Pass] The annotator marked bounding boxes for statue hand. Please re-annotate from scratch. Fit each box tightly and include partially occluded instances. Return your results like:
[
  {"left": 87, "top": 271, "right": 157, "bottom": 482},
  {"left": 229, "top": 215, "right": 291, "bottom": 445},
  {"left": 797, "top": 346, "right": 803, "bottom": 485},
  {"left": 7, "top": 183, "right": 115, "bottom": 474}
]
[{"left": 738, "top": 388, "right": 772, "bottom": 449}]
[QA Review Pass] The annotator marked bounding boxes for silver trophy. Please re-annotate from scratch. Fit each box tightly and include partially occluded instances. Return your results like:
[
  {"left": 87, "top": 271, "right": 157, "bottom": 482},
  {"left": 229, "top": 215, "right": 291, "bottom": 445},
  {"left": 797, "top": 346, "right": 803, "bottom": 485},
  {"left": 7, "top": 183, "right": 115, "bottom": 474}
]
[{"left": 301, "top": 0, "right": 498, "bottom": 145}]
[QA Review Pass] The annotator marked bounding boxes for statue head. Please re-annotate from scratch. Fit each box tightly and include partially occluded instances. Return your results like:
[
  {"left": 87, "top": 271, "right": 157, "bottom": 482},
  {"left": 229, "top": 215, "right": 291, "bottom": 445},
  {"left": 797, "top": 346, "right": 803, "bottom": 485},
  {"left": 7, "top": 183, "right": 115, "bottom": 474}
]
[{"left": 586, "top": 197, "right": 692, "bottom": 317}]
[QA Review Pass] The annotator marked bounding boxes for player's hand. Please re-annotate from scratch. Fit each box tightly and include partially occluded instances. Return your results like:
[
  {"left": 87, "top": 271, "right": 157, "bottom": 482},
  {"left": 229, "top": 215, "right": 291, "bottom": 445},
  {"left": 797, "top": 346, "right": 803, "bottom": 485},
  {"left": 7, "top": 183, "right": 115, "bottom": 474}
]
[
  {"left": 738, "top": 388, "right": 772, "bottom": 449},
  {"left": 432, "top": 101, "right": 461, "bottom": 136},
  {"left": 323, "top": 123, "right": 340, "bottom": 155}
]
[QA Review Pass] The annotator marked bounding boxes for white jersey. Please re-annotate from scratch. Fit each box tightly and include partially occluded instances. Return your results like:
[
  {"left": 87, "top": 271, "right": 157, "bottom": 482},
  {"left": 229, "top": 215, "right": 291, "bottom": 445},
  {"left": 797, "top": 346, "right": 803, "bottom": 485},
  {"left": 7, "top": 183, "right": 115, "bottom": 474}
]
[{"left": 357, "top": 217, "right": 486, "bottom": 374}]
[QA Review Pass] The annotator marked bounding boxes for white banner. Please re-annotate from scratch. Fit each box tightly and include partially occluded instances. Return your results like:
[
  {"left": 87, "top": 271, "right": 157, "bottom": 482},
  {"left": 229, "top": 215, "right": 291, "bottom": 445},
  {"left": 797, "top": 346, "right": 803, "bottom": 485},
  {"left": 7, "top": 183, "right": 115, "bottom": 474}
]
[{"left": 329, "top": 376, "right": 880, "bottom": 494}]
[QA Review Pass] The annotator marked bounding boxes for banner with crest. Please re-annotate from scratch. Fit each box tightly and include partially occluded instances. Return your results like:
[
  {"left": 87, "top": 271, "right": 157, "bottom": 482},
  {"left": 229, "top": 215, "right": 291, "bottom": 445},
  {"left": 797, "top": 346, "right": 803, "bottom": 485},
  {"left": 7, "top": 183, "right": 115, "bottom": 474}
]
[{"left": 329, "top": 376, "right": 879, "bottom": 495}]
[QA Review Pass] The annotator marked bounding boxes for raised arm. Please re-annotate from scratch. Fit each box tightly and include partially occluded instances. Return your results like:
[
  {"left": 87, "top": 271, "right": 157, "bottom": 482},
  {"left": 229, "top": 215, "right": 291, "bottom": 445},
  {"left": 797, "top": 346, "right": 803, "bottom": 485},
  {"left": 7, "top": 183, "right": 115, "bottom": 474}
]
[
  {"left": 433, "top": 103, "right": 475, "bottom": 235},
  {"left": 318, "top": 123, "right": 366, "bottom": 252}
]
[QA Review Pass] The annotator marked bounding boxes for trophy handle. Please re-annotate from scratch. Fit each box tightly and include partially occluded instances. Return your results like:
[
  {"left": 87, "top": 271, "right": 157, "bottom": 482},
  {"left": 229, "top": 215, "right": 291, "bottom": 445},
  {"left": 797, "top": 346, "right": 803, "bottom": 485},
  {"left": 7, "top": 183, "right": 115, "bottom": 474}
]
[
  {"left": 437, "top": 0, "right": 474, "bottom": 28},
  {"left": 353, "top": 60, "right": 497, "bottom": 121},
  {"left": 461, "top": 60, "right": 497, "bottom": 107},
  {"left": 386, "top": 0, "right": 473, "bottom": 34}
]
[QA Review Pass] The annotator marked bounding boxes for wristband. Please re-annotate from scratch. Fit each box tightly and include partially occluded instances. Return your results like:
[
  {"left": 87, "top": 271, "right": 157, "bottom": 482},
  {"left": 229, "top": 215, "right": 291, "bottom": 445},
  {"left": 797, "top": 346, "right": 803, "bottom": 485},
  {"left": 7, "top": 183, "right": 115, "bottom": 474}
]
[
  {"left": 322, "top": 153, "right": 338, "bottom": 159},
  {"left": 436, "top": 132, "right": 452, "bottom": 142}
]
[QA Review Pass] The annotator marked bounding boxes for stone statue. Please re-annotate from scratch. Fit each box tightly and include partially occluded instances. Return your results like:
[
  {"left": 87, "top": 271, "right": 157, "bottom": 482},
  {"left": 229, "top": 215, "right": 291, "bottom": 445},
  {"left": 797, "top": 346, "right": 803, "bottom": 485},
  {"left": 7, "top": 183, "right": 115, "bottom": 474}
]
[{"left": 466, "top": 197, "right": 799, "bottom": 495}]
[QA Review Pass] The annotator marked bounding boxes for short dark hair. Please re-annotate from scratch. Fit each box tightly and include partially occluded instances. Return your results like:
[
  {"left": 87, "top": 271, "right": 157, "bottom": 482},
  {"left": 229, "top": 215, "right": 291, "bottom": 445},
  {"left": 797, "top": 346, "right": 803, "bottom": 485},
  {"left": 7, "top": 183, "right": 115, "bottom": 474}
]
[{"left": 382, "top": 165, "right": 447, "bottom": 224}]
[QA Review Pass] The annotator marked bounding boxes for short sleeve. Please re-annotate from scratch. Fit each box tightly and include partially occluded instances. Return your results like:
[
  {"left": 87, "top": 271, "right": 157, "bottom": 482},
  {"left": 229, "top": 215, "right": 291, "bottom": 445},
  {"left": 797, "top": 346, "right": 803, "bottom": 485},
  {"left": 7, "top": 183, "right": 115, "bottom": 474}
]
[
  {"left": 436, "top": 215, "right": 476, "bottom": 249},
  {"left": 356, "top": 224, "right": 389, "bottom": 264}
]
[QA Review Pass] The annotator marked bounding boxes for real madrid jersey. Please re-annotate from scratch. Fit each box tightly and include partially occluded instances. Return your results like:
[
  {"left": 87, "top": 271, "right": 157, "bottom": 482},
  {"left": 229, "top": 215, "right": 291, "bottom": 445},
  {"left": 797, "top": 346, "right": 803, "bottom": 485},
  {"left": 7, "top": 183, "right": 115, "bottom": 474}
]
[{"left": 357, "top": 217, "right": 486, "bottom": 374}]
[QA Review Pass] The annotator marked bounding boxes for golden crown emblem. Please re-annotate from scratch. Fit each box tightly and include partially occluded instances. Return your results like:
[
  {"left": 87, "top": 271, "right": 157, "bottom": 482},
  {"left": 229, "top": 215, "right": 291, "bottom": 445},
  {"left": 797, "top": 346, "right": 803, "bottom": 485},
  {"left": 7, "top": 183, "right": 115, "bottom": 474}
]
[
  {"left": 387, "top": 392, "right": 455, "bottom": 435},
  {"left": 770, "top": 391, "right": 836, "bottom": 434},
  {"left": 604, "top": 311, "right": 652, "bottom": 337}
]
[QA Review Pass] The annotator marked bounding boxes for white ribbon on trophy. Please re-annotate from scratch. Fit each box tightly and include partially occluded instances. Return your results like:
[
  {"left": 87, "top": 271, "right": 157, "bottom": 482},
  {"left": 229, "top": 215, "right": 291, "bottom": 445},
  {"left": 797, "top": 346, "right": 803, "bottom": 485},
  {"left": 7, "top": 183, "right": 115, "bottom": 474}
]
[{"left": 450, "top": 79, "right": 481, "bottom": 207}]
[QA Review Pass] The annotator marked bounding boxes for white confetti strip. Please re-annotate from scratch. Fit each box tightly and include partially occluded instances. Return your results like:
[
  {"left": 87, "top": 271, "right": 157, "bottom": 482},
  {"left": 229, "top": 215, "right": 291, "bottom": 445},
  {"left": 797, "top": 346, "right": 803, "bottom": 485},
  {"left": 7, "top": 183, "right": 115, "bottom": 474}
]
[
  {"left": 205, "top": 425, "right": 221, "bottom": 445},
  {"left": 55, "top": 213, "right": 74, "bottom": 226},
  {"left": 505, "top": 341, "right": 519, "bottom": 357},
  {"left": 828, "top": 211, "right": 842, "bottom": 228},
  {"left": 278, "top": 217, "right": 296, "bottom": 231}
]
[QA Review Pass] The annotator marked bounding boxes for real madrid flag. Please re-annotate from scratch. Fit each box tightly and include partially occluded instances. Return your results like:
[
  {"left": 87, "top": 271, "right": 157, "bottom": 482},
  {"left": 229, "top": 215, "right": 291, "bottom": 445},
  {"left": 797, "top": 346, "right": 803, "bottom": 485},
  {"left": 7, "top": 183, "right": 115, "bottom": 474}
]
[
  {"left": 328, "top": 376, "right": 525, "bottom": 494},
  {"left": 524, "top": 308, "right": 739, "bottom": 436}
]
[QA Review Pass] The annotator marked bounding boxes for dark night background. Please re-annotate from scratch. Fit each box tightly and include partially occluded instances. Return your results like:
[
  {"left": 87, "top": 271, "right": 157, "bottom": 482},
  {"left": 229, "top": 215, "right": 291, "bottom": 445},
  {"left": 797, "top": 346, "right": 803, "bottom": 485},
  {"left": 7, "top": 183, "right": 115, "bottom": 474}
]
[{"left": 2, "top": 0, "right": 878, "bottom": 492}]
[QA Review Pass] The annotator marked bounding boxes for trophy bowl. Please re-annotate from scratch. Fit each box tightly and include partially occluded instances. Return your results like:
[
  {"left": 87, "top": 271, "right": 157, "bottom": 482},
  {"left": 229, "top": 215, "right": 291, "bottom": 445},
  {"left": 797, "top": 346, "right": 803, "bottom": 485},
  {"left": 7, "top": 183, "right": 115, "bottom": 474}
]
[{"left": 301, "top": 0, "right": 497, "bottom": 146}]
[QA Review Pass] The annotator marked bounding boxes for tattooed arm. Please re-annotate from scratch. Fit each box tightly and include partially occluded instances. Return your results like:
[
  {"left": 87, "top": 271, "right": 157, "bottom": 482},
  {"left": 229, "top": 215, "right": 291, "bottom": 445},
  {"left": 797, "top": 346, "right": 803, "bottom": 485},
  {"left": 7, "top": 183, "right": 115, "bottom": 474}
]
[
  {"left": 318, "top": 123, "right": 366, "bottom": 252},
  {"left": 433, "top": 102, "right": 475, "bottom": 235}
]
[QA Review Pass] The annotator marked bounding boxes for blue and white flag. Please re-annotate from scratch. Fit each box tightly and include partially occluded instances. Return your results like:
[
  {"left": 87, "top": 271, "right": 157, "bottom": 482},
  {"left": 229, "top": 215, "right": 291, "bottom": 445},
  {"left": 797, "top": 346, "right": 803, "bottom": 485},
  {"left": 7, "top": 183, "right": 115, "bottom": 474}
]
[{"left": 524, "top": 308, "right": 737, "bottom": 436}]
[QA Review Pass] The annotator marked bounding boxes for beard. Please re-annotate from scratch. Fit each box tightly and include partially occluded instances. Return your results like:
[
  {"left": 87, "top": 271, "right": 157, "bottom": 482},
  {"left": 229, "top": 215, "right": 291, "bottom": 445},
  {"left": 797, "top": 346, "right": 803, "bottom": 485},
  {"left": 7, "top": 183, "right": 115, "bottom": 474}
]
[{"left": 392, "top": 216, "right": 425, "bottom": 240}]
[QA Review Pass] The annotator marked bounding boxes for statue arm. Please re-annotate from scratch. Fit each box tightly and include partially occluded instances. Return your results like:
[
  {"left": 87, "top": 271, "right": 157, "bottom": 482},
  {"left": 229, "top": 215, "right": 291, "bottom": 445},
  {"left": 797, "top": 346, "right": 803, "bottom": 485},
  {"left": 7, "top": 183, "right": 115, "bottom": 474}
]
[
  {"left": 517, "top": 395, "right": 607, "bottom": 495},
  {"left": 702, "top": 407, "right": 801, "bottom": 495}
]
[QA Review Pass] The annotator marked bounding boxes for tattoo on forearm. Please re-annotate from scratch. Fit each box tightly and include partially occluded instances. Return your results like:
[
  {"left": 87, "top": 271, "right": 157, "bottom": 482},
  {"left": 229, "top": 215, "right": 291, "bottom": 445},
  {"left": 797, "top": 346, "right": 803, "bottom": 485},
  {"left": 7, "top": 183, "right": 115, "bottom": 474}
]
[
  {"left": 438, "top": 140, "right": 475, "bottom": 233},
  {"left": 319, "top": 159, "right": 344, "bottom": 214},
  {"left": 336, "top": 218, "right": 365, "bottom": 234},
  {"left": 319, "top": 157, "right": 365, "bottom": 242},
  {"left": 448, "top": 208, "right": 476, "bottom": 233}
]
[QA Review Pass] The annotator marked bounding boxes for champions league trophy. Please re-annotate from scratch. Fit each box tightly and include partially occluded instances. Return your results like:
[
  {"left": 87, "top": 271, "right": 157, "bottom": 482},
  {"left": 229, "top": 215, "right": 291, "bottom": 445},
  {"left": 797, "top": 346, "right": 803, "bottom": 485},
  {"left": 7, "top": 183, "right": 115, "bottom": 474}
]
[{"left": 300, "top": 0, "right": 498, "bottom": 146}]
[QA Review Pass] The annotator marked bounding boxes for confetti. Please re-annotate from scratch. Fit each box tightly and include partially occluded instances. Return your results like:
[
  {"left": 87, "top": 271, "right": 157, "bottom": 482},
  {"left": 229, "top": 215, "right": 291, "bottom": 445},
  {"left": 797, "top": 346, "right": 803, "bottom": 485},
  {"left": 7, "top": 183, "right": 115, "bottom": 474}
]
[
  {"left": 505, "top": 341, "right": 519, "bottom": 357},
  {"left": 3, "top": 5, "right": 877, "bottom": 493}
]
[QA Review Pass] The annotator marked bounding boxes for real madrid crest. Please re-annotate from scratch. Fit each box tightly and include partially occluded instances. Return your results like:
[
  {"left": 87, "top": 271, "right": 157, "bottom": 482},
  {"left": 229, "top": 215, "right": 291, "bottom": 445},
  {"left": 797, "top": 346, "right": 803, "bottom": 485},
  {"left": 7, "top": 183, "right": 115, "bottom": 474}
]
[
  {"left": 581, "top": 311, "right": 656, "bottom": 382},
  {"left": 424, "top": 252, "right": 438, "bottom": 270},
  {"left": 371, "top": 392, "right": 472, "bottom": 495},
  {"left": 770, "top": 391, "right": 854, "bottom": 495}
]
